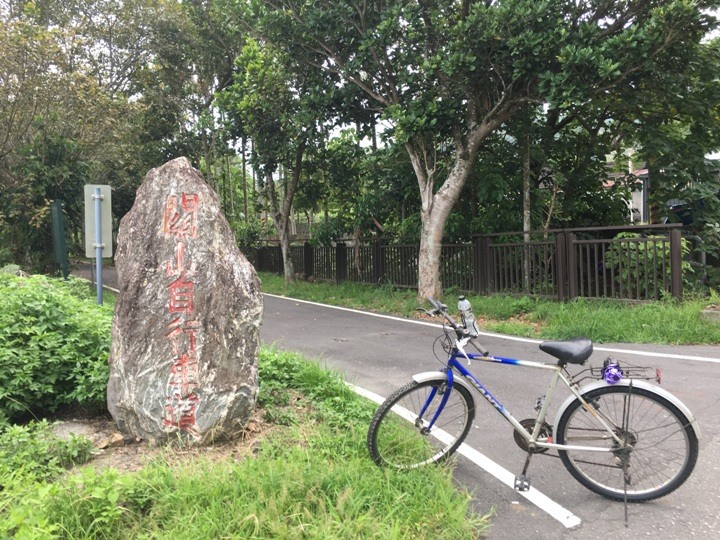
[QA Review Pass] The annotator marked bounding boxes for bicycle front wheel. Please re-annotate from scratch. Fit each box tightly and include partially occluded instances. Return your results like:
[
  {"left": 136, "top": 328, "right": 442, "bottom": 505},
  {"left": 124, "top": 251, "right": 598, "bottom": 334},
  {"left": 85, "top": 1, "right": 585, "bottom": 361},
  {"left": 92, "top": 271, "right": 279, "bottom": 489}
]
[
  {"left": 556, "top": 385, "right": 698, "bottom": 502},
  {"left": 367, "top": 378, "right": 475, "bottom": 469}
]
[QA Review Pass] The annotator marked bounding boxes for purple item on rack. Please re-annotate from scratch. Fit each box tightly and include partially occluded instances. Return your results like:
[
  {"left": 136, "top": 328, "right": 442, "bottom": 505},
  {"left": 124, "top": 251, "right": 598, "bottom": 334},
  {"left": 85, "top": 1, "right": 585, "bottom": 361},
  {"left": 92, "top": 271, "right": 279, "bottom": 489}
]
[{"left": 603, "top": 363, "right": 623, "bottom": 384}]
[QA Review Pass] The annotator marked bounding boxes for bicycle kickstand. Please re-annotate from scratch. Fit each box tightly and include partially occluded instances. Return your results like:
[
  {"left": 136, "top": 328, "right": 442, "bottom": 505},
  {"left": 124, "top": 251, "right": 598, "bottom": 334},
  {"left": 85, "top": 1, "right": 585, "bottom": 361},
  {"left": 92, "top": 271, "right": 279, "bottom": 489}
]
[{"left": 514, "top": 452, "right": 533, "bottom": 492}]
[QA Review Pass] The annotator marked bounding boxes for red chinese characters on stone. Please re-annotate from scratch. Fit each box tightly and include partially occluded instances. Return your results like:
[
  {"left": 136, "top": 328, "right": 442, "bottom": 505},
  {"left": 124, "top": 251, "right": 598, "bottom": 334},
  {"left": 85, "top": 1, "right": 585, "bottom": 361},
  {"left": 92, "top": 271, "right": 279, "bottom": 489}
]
[
  {"left": 161, "top": 193, "right": 201, "bottom": 438},
  {"left": 163, "top": 193, "right": 199, "bottom": 239},
  {"left": 168, "top": 278, "right": 194, "bottom": 314},
  {"left": 165, "top": 317, "right": 199, "bottom": 356},
  {"left": 166, "top": 243, "right": 196, "bottom": 315},
  {"left": 163, "top": 392, "right": 199, "bottom": 436}
]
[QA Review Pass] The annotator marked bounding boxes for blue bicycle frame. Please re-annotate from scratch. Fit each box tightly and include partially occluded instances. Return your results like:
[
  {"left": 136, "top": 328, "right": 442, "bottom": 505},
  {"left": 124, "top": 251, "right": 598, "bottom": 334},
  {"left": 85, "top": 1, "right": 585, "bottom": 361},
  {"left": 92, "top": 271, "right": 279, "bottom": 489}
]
[{"left": 426, "top": 347, "right": 625, "bottom": 452}]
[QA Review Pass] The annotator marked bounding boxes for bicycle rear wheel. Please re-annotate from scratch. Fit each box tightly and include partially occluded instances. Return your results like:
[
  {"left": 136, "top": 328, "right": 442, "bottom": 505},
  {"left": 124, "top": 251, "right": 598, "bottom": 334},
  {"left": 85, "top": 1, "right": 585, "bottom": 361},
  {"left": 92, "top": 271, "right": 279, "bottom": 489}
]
[
  {"left": 367, "top": 378, "right": 475, "bottom": 469},
  {"left": 556, "top": 385, "right": 698, "bottom": 501}
]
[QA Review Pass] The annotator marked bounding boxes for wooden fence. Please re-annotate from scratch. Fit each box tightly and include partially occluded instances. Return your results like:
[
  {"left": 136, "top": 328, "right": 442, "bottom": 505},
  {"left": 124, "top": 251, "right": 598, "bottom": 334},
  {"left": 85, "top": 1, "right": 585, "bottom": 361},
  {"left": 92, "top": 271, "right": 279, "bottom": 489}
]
[{"left": 249, "top": 224, "right": 687, "bottom": 301}]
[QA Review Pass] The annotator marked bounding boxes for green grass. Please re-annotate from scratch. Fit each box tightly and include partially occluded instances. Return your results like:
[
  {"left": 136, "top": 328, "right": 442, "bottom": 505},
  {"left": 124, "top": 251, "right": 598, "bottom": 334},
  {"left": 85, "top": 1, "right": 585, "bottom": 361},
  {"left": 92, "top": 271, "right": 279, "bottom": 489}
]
[
  {"left": 2, "top": 349, "right": 489, "bottom": 539},
  {"left": 261, "top": 273, "right": 421, "bottom": 314},
  {"left": 260, "top": 273, "right": 720, "bottom": 345}
]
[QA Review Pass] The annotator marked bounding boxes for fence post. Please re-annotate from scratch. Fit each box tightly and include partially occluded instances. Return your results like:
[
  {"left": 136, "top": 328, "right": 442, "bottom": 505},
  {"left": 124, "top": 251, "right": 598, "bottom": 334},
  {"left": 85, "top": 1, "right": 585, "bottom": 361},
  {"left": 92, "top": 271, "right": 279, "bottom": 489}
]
[
  {"left": 473, "top": 235, "right": 482, "bottom": 293},
  {"left": 372, "top": 238, "right": 385, "bottom": 283},
  {"left": 670, "top": 228, "right": 683, "bottom": 300},
  {"left": 566, "top": 233, "right": 577, "bottom": 300},
  {"left": 336, "top": 242, "right": 347, "bottom": 283},
  {"left": 304, "top": 241, "right": 314, "bottom": 279},
  {"left": 473, "top": 235, "right": 490, "bottom": 294},
  {"left": 555, "top": 232, "right": 566, "bottom": 301}
]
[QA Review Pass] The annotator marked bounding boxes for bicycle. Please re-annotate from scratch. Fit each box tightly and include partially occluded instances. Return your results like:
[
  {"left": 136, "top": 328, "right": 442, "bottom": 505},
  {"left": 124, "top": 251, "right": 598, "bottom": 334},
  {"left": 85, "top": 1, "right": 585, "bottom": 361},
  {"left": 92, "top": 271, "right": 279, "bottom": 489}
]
[{"left": 367, "top": 297, "right": 700, "bottom": 503}]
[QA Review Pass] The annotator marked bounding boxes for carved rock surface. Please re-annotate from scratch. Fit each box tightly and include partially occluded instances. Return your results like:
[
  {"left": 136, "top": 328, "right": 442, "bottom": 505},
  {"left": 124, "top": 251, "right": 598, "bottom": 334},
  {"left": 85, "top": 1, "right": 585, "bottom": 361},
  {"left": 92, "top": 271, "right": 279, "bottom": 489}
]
[{"left": 107, "top": 157, "right": 262, "bottom": 445}]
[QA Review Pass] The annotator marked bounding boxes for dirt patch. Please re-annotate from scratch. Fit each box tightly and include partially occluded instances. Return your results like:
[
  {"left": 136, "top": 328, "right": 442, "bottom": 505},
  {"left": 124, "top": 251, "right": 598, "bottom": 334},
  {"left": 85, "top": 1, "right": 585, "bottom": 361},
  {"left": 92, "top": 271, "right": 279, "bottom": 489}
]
[{"left": 52, "top": 410, "right": 272, "bottom": 473}]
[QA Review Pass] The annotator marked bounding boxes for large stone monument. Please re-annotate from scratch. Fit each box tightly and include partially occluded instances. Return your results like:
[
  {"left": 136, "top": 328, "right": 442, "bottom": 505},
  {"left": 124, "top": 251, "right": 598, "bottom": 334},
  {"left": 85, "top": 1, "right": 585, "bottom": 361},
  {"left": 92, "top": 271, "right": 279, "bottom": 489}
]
[{"left": 107, "top": 157, "right": 263, "bottom": 445}]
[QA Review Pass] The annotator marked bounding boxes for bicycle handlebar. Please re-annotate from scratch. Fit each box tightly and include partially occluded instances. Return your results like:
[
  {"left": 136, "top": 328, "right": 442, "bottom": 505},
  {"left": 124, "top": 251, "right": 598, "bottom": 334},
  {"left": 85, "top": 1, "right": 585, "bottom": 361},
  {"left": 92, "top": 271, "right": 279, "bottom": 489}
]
[
  {"left": 426, "top": 297, "right": 489, "bottom": 356},
  {"left": 427, "top": 297, "right": 459, "bottom": 328}
]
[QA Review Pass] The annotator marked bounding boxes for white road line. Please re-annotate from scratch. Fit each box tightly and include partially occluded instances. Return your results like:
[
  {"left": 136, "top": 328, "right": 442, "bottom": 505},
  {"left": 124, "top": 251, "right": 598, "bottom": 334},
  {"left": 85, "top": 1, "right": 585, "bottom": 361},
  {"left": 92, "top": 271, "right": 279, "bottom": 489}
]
[
  {"left": 263, "top": 293, "right": 720, "bottom": 364},
  {"left": 350, "top": 383, "right": 582, "bottom": 529}
]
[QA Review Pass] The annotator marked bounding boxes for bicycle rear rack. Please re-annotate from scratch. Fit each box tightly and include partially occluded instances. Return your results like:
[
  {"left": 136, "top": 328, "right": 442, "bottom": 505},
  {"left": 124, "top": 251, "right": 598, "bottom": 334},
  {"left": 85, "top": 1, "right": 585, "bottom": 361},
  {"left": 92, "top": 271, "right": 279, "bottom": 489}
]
[{"left": 578, "top": 357, "right": 661, "bottom": 385}]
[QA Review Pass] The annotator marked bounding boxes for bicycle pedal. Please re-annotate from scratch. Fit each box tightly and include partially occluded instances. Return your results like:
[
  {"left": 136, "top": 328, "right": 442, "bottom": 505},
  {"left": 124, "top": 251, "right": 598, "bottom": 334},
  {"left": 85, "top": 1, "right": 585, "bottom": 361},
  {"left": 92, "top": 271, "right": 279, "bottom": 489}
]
[{"left": 514, "top": 474, "right": 531, "bottom": 491}]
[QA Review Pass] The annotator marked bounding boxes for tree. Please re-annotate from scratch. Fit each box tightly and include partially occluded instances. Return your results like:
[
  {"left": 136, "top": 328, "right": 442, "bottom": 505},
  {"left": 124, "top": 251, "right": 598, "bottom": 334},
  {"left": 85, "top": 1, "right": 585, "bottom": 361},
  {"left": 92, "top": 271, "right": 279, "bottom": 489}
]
[
  {"left": 249, "top": 0, "right": 717, "bottom": 299},
  {"left": 221, "top": 39, "right": 333, "bottom": 282},
  {"left": 0, "top": 0, "right": 183, "bottom": 268},
  {"left": 625, "top": 36, "right": 720, "bottom": 230},
  {"left": 0, "top": 7, "right": 146, "bottom": 269},
  {"left": 0, "top": 0, "right": 247, "bottom": 270}
]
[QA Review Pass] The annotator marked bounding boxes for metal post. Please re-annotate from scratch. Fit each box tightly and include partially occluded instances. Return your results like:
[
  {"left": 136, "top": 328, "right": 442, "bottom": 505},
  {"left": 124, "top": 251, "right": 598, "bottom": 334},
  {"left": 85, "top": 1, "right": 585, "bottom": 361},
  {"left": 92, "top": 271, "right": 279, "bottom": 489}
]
[
  {"left": 472, "top": 235, "right": 482, "bottom": 294},
  {"left": 566, "top": 233, "right": 577, "bottom": 300},
  {"left": 372, "top": 238, "right": 385, "bottom": 283},
  {"left": 555, "top": 232, "right": 566, "bottom": 301},
  {"left": 336, "top": 242, "right": 347, "bottom": 283},
  {"left": 94, "top": 187, "right": 103, "bottom": 305},
  {"left": 304, "top": 241, "right": 314, "bottom": 279},
  {"left": 50, "top": 200, "right": 69, "bottom": 280},
  {"left": 670, "top": 228, "right": 683, "bottom": 300}
]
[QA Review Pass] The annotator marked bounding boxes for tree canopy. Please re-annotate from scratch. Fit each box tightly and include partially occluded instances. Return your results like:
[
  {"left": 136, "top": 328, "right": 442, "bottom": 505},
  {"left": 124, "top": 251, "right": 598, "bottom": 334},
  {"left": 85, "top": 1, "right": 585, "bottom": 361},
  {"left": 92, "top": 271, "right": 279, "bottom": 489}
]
[
  {"left": 1, "top": 0, "right": 719, "bottom": 294},
  {"left": 242, "top": 0, "right": 720, "bottom": 297}
]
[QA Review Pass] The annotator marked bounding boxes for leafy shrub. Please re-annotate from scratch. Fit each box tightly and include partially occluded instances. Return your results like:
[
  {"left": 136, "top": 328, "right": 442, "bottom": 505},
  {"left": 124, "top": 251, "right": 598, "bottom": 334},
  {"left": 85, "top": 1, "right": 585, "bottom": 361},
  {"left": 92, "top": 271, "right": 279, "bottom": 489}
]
[
  {"left": 0, "top": 274, "right": 112, "bottom": 425},
  {"left": 55, "top": 275, "right": 97, "bottom": 301},
  {"left": 705, "top": 266, "right": 720, "bottom": 291},
  {"left": 310, "top": 217, "right": 346, "bottom": 247},
  {"left": 0, "top": 264, "right": 23, "bottom": 275},
  {"left": 0, "top": 420, "right": 93, "bottom": 482},
  {"left": 231, "top": 220, "right": 267, "bottom": 252},
  {"left": 603, "top": 232, "right": 691, "bottom": 299}
]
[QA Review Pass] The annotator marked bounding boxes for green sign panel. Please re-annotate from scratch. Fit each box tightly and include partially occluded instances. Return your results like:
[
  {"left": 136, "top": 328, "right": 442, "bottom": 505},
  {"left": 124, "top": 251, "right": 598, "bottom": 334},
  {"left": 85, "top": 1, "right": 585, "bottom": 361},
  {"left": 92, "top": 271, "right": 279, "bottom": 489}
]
[{"left": 50, "top": 199, "right": 69, "bottom": 279}]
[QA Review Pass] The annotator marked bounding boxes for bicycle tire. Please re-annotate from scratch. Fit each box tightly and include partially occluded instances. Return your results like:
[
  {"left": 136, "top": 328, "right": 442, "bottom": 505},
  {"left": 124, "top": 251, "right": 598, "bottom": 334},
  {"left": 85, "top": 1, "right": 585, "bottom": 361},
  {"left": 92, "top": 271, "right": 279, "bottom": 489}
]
[
  {"left": 556, "top": 385, "right": 698, "bottom": 502},
  {"left": 367, "top": 378, "right": 475, "bottom": 469}
]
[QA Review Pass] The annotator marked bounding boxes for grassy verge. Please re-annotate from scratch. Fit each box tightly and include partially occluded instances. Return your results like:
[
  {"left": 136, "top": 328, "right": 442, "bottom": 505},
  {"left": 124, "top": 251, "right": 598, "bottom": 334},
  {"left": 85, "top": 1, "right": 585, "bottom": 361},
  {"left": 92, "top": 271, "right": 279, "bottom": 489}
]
[
  {"left": 1, "top": 348, "right": 489, "bottom": 539},
  {"left": 259, "top": 272, "right": 720, "bottom": 345}
]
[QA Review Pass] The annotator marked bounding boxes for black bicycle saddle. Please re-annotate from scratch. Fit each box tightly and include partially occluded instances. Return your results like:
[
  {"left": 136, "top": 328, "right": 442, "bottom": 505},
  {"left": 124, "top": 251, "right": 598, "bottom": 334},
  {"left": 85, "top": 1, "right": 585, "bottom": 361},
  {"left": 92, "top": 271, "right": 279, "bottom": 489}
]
[{"left": 539, "top": 337, "right": 593, "bottom": 365}]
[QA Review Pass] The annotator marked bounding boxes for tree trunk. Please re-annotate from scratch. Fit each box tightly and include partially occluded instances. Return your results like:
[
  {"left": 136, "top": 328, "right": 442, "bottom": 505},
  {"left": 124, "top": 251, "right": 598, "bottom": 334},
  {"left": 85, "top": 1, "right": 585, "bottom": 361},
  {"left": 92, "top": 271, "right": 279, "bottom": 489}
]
[
  {"left": 412, "top": 153, "right": 475, "bottom": 301},
  {"left": 417, "top": 216, "right": 445, "bottom": 301},
  {"left": 242, "top": 136, "right": 249, "bottom": 222},
  {"left": 276, "top": 220, "right": 295, "bottom": 282},
  {"left": 202, "top": 129, "right": 214, "bottom": 191},
  {"left": 523, "top": 129, "right": 531, "bottom": 293},
  {"left": 263, "top": 139, "right": 306, "bottom": 284},
  {"left": 265, "top": 171, "right": 295, "bottom": 283},
  {"left": 250, "top": 139, "right": 256, "bottom": 219},
  {"left": 407, "top": 117, "right": 510, "bottom": 301}
]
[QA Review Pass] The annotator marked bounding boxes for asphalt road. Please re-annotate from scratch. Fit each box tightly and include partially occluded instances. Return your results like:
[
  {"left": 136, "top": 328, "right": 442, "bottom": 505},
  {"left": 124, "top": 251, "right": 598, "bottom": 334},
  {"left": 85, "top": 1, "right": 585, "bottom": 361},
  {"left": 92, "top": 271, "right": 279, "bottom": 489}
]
[{"left": 260, "top": 293, "right": 720, "bottom": 539}]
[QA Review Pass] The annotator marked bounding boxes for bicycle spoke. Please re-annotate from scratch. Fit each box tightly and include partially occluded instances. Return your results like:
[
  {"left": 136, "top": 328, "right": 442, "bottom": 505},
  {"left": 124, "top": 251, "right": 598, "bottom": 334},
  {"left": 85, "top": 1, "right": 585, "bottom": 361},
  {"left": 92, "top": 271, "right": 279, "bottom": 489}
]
[
  {"left": 368, "top": 379, "right": 475, "bottom": 469},
  {"left": 557, "top": 385, "right": 697, "bottom": 501}
]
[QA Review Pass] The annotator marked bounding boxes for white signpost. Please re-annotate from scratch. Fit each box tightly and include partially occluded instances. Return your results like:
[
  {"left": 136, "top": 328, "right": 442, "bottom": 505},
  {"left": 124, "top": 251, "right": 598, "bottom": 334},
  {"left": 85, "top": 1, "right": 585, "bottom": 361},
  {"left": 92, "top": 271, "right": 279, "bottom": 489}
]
[{"left": 84, "top": 184, "right": 113, "bottom": 304}]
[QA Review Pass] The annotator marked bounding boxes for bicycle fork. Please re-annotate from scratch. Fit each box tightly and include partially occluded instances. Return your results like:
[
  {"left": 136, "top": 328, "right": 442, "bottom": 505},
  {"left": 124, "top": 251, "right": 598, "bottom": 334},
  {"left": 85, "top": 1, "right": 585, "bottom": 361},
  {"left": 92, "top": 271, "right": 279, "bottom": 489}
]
[{"left": 416, "top": 368, "right": 455, "bottom": 434}]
